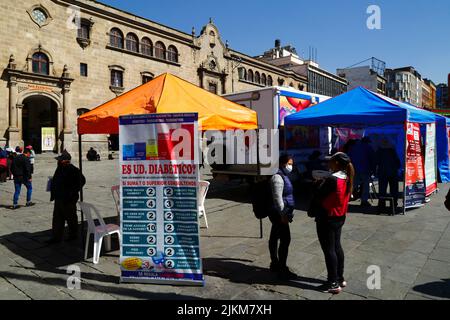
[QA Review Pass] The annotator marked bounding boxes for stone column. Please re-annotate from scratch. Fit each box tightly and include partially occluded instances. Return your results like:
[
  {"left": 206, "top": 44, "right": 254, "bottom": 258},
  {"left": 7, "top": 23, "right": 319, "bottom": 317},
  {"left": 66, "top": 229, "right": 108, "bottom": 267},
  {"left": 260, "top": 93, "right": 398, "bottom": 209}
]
[
  {"left": 16, "top": 103, "right": 23, "bottom": 141},
  {"left": 8, "top": 77, "right": 20, "bottom": 147},
  {"left": 62, "top": 86, "right": 73, "bottom": 153}
]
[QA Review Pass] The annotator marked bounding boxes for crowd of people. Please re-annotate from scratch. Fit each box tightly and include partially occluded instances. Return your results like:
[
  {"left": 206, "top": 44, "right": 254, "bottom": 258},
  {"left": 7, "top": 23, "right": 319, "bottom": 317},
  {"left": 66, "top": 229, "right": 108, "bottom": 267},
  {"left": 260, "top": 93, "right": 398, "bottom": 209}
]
[{"left": 0, "top": 145, "right": 36, "bottom": 209}]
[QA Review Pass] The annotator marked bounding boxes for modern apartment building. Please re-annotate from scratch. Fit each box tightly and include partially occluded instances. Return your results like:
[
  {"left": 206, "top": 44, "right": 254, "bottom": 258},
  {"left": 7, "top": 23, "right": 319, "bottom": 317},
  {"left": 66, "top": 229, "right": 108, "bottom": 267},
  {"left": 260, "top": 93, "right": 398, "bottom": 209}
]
[{"left": 386, "top": 67, "right": 423, "bottom": 107}]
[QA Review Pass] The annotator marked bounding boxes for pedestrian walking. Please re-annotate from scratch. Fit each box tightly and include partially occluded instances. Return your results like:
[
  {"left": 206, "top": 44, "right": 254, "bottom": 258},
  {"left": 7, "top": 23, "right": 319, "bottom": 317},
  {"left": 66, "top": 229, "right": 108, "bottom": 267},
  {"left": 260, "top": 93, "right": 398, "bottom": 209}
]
[
  {"left": 308, "top": 152, "right": 354, "bottom": 294},
  {"left": 47, "top": 150, "right": 86, "bottom": 244},
  {"left": 269, "top": 154, "right": 297, "bottom": 280},
  {"left": 10, "top": 147, "right": 34, "bottom": 209}
]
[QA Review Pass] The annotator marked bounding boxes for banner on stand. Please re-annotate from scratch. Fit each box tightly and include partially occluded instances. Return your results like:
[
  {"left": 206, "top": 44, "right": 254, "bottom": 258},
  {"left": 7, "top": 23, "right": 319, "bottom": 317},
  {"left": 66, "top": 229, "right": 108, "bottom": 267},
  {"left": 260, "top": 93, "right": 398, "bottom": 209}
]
[
  {"left": 119, "top": 113, "right": 203, "bottom": 286},
  {"left": 405, "top": 122, "right": 426, "bottom": 209},
  {"left": 424, "top": 123, "right": 437, "bottom": 196}
]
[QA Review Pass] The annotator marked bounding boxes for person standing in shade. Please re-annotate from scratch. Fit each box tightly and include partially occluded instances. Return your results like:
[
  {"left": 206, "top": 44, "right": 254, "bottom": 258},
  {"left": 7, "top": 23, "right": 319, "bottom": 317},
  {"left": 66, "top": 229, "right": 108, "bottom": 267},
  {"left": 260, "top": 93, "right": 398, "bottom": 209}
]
[
  {"left": 375, "top": 138, "right": 401, "bottom": 213},
  {"left": 310, "top": 152, "right": 354, "bottom": 294},
  {"left": 269, "top": 154, "right": 297, "bottom": 280},
  {"left": 11, "top": 147, "right": 34, "bottom": 209},
  {"left": 347, "top": 137, "right": 375, "bottom": 207},
  {"left": 47, "top": 150, "right": 86, "bottom": 244}
]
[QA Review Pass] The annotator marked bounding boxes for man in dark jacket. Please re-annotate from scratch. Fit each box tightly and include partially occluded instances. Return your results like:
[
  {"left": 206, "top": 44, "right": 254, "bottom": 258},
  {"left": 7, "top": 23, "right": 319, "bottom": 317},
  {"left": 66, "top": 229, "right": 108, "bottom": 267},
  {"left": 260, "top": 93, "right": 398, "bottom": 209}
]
[
  {"left": 11, "top": 147, "right": 34, "bottom": 209},
  {"left": 47, "top": 150, "right": 86, "bottom": 244}
]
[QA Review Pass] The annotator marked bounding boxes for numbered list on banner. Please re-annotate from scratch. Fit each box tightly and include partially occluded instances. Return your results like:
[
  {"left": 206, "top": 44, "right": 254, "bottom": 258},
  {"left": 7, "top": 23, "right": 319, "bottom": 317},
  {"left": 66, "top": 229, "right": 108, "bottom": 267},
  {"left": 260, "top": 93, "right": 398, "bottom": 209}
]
[{"left": 118, "top": 113, "right": 203, "bottom": 285}]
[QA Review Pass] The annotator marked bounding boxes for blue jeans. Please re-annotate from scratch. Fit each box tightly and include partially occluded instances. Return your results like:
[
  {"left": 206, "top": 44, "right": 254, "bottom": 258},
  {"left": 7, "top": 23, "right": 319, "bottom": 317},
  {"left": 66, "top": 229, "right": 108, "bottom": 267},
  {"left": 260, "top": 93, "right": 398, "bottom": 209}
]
[{"left": 13, "top": 180, "right": 32, "bottom": 205}]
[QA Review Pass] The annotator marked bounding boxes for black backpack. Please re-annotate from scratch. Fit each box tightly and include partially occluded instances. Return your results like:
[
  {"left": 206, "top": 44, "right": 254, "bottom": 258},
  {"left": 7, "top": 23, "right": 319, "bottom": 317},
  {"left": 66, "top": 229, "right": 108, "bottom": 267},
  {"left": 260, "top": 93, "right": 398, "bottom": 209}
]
[{"left": 250, "top": 178, "right": 275, "bottom": 219}]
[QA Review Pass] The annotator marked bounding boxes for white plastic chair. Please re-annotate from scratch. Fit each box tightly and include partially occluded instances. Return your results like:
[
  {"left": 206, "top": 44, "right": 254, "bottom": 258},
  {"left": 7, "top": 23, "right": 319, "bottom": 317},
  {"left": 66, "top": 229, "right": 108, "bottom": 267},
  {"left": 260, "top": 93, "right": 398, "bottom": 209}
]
[
  {"left": 79, "top": 202, "right": 121, "bottom": 264},
  {"left": 111, "top": 185, "right": 120, "bottom": 221},
  {"left": 198, "top": 180, "right": 210, "bottom": 229}
]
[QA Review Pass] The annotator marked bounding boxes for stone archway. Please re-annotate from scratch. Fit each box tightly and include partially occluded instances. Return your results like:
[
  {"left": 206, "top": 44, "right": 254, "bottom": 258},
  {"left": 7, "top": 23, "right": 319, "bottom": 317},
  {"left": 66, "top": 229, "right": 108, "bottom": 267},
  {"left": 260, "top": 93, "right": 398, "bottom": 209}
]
[
  {"left": 6, "top": 55, "right": 74, "bottom": 153},
  {"left": 21, "top": 95, "right": 59, "bottom": 153}
]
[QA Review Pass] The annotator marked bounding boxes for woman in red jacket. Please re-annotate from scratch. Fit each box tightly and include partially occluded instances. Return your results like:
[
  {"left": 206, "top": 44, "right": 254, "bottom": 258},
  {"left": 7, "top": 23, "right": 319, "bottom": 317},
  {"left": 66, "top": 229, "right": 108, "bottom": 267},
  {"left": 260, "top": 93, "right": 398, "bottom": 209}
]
[{"left": 313, "top": 152, "right": 354, "bottom": 294}]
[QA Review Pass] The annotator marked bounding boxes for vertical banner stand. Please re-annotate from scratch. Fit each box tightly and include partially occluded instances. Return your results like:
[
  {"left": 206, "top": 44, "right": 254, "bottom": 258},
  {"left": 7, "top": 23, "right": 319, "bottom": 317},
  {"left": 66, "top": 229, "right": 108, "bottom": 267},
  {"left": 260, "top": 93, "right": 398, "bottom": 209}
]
[{"left": 403, "top": 121, "right": 408, "bottom": 216}]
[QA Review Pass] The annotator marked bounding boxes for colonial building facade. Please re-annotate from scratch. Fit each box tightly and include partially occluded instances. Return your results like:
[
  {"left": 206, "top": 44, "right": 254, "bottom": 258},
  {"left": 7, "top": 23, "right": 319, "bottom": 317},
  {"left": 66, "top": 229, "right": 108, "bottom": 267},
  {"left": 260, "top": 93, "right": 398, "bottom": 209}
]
[{"left": 1, "top": 0, "right": 308, "bottom": 154}]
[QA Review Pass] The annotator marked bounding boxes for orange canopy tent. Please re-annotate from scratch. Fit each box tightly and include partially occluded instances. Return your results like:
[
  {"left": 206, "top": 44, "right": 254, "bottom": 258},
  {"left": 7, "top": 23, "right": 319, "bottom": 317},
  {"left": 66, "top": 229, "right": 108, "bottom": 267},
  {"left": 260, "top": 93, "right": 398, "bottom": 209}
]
[
  {"left": 77, "top": 73, "right": 257, "bottom": 134},
  {"left": 76, "top": 74, "right": 257, "bottom": 245}
]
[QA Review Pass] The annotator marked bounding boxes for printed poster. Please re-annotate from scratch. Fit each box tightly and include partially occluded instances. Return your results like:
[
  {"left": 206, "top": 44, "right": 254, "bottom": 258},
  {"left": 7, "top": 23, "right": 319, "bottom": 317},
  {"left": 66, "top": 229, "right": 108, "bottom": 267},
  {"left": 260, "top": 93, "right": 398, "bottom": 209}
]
[
  {"left": 119, "top": 113, "right": 203, "bottom": 285},
  {"left": 41, "top": 127, "right": 56, "bottom": 152},
  {"left": 405, "top": 122, "right": 426, "bottom": 209},
  {"left": 424, "top": 123, "right": 437, "bottom": 196}
]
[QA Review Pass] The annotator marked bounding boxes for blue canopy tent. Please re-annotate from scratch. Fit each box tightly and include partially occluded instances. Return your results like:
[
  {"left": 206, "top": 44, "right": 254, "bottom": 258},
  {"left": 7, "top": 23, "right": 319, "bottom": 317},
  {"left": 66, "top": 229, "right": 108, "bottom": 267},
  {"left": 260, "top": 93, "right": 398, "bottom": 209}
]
[
  {"left": 284, "top": 87, "right": 436, "bottom": 126},
  {"left": 284, "top": 87, "right": 437, "bottom": 214}
]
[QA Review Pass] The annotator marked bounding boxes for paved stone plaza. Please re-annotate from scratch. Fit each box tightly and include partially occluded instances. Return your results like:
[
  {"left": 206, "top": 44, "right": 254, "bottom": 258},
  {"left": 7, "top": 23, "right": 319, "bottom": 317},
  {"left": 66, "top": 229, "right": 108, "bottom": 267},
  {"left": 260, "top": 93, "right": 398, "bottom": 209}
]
[{"left": 1, "top": 155, "right": 450, "bottom": 300}]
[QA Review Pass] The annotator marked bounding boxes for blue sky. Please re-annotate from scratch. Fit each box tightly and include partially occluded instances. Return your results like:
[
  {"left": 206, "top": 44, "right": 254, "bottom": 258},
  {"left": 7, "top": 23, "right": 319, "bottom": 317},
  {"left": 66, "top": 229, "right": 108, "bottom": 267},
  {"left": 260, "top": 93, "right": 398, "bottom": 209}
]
[{"left": 100, "top": 0, "right": 450, "bottom": 84}]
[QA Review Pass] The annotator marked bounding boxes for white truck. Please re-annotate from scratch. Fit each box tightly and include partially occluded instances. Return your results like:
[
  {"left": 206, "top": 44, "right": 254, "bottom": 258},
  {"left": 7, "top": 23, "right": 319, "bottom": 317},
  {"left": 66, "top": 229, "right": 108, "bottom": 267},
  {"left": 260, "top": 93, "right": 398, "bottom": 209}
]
[{"left": 210, "top": 86, "right": 331, "bottom": 179}]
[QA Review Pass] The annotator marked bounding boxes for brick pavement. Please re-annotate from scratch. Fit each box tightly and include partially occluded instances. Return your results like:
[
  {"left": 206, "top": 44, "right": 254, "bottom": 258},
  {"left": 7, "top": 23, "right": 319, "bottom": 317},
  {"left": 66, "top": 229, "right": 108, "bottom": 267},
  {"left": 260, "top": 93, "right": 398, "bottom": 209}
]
[{"left": 1, "top": 155, "right": 450, "bottom": 300}]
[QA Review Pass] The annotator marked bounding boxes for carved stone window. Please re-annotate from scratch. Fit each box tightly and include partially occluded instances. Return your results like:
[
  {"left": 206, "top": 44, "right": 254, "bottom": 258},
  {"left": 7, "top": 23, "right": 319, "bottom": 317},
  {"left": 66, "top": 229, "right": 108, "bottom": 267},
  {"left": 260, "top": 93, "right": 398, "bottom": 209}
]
[
  {"left": 77, "top": 18, "right": 94, "bottom": 49},
  {"left": 27, "top": 5, "right": 52, "bottom": 28},
  {"left": 141, "top": 37, "right": 153, "bottom": 56},
  {"left": 126, "top": 33, "right": 139, "bottom": 53},
  {"left": 155, "top": 42, "right": 166, "bottom": 60},
  {"left": 109, "top": 65, "right": 125, "bottom": 95}
]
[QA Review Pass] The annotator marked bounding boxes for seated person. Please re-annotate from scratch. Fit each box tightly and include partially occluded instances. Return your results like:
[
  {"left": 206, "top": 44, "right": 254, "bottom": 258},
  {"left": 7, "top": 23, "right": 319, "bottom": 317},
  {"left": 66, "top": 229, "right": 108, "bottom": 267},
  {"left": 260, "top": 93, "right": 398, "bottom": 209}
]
[{"left": 86, "top": 147, "right": 100, "bottom": 161}]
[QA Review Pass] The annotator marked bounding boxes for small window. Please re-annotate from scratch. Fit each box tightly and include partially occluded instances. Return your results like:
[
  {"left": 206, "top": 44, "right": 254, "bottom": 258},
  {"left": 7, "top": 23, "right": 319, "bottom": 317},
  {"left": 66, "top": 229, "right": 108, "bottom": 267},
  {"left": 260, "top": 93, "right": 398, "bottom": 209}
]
[
  {"left": 78, "top": 22, "right": 90, "bottom": 39},
  {"left": 238, "top": 67, "right": 246, "bottom": 80},
  {"left": 111, "top": 70, "right": 123, "bottom": 87},
  {"left": 208, "top": 82, "right": 217, "bottom": 94},
  {"left": 77, "top": 108, "right": 90, "bottom": 116},
  {"left": 32, "top": 8, "right": 47, "bottom": 25},
  {"left": 141, "top": 37, "right": 153, "bottom": 56},
  {"left": 267, "top": 75, "right": 273, "bottom": 86},
  {"left": 261, "top": 74, "right": 267, "bottom": 86},
  {"left": 167, "top": 45, "right": 178, "bottom": 63},
  {"left": 80, "top": 63, "right": 88, "bottom": 77},
  {"left": 110, "top": 28, "right": 124, "bottom": 49},
  {"left": 142, "top": 74, "right": 153, "bottom": 84},
  {"left": 126, "top": 33, "right": 139, "bottom": 53},
  {"left": 255, "top": 72, "right": 261, "bottom": 84},
  {"left": 32, "top": 52, "right": 49, "bottom": 75},
  {"left": 247, "top": 70, "right": 254, "bottom": 83},
  {"left": 155, "top": 41, "right": 166, "bottom": 60}
]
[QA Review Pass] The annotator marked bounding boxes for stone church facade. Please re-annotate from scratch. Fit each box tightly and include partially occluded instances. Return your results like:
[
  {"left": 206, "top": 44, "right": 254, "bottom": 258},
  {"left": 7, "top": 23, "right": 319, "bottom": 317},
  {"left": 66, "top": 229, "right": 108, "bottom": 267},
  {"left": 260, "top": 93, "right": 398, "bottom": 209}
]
[{"left": 0, "top": 0, "right": 308, "bottom": 155}]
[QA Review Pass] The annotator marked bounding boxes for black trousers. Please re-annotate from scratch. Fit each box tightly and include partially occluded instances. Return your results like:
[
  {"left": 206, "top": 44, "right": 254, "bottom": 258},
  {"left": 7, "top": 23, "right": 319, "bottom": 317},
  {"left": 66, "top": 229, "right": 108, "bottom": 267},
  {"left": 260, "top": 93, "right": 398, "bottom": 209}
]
[
  {"left": 316, "top": 219, "right": 345, "bottom": 283},
  {"left": 378, "top": 174, "right": 399, "bottom": 207},
  {"left": 269, "top": 214, "right": 291, "bottom": 268},
  {"left": 52, "top": 200, "right": 78, "bottom": 240}
]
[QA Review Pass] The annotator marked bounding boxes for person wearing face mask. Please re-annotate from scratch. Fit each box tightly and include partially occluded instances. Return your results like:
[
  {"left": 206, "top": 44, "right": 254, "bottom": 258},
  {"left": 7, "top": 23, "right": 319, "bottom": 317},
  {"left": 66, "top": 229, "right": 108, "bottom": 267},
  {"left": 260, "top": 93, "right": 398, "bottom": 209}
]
[
  {"left": 269, "top": 154, "right": 297, "bottom": 280},
  {"left": 311, "top": 152, "right": 355, "bottom": 294},
  {"left": 46, "top": 150, "right": 86, "bottom": 244}
]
